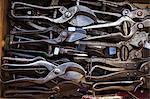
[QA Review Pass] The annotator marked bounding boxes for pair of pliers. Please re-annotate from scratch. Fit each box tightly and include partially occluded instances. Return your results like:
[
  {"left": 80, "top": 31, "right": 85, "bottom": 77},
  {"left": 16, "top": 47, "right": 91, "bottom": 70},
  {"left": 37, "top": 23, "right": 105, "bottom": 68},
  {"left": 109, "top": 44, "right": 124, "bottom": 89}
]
[{"left": 2, "top": 60, "right": 86, "bottom": 84}]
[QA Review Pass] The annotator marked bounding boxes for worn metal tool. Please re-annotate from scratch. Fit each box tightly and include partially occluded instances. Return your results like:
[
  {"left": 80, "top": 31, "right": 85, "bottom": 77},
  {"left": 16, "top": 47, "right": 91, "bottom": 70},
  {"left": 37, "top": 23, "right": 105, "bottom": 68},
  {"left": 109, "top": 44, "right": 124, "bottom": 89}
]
[
  {"left": 2, "top": 0, "right": 150, "bottom": 98},
  {"left": 74, "top": 57, "right": 150, "bottom": 69},
  {"left": 7, "top": 45, "right": 88, "bottom": 58},
  {"left": 91, "top": 79, "right": 144, "bottom": 92},
  {"left": 75, "top": 40, "right": 144, "bottom": 60},
  {"left": 4, "top": 81, "right": 82, "bottom": 98},
  {"left": 83, "top": 17, "right": 150, "bottom": 40},
  {"left": 10, "top": 28, "right": 87, "bottom": 45},
  {"left": 11, "top": 26, "right": 60, "bottom": 35},
  {"left": 2, "top": 56, "right": 45, "bottom": 64},
  {"left": 94, "top": 0, "right": 138, "bottom": 10},
  {"left": 73, "top": 0, "right": 138, "bottom": 10},
  {"left": 11, "top": 2, "right": 77, "bottom": 23},
  {"left": 2, "top": 61, "right": 86, "bottom": 84}
]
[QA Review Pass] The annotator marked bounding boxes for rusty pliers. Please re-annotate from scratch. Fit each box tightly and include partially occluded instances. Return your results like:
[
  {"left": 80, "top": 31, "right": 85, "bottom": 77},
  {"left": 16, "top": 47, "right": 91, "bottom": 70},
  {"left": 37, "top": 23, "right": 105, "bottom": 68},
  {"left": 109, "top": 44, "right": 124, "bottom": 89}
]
[
  {"left": 2, "top": 61, "right": 86, "bottom": 84},
  {"left": 10, "top": 28, "right": 87, "bottom": 45},
  {"left": 83, "top": 17, "right": 150, "bottom": 40},
  {"left": 11, "top": 2, "right": 77, "bottom": 23}
]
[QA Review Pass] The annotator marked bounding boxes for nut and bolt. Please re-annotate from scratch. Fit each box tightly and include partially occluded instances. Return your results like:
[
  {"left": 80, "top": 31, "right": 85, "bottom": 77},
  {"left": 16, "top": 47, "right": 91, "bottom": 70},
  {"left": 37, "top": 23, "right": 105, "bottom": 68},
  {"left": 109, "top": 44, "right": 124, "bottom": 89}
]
[
  {"left": 137, "top": 23, "right": 144, "bottom": 29},
  {"left": 137, "top": 10, "right": 143, "bottom": 16},
  {"left": 122, "top": 9, "right": 130, "bottom": 15},
  {"left": 27, "top": 11, "right": 32, "bottom": 15},
  {"left": 65, "top": 11, "right": 72, "bottom": 18},
  {"left": 54, "top": 68, "right": 61, "bottom": 74}
]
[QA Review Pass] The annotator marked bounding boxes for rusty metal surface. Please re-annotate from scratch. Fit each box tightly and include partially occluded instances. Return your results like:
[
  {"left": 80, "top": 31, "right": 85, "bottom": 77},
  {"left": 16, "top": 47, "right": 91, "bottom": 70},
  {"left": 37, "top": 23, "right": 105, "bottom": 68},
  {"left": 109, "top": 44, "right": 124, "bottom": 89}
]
[{"left": 0, "top": 0, "right": 150, "bottom": 98}]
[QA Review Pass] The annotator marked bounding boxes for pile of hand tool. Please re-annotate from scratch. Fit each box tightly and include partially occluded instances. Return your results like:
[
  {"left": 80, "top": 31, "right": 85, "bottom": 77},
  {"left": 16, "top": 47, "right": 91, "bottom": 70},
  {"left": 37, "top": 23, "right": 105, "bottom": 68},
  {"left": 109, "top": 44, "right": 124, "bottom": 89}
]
[{"left": 1, "top": 0, "right": 150, "bottom": 98}]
